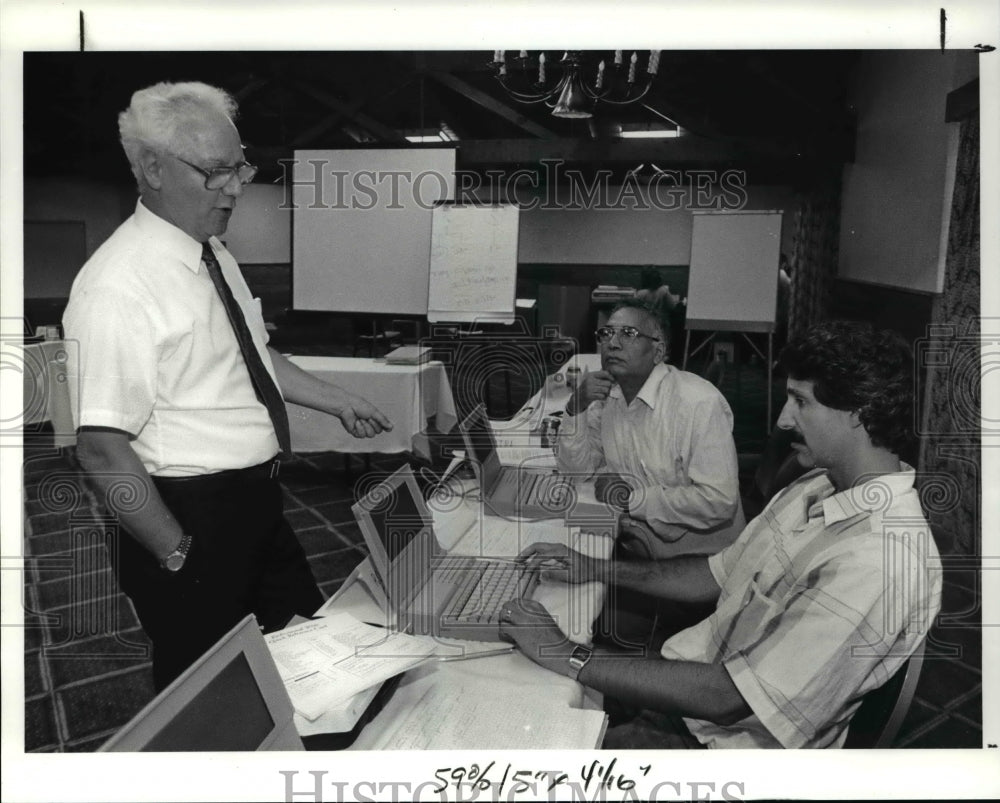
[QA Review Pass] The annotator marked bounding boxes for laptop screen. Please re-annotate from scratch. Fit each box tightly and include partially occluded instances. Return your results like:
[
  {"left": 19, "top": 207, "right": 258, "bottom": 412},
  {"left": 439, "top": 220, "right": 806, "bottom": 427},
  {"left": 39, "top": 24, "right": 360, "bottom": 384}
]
[
  {"left": 458, "top": 404, "right": 503, "bottom": 490},
  {"left": 365, "top": 475, "right": 433, "bottom": 564}
]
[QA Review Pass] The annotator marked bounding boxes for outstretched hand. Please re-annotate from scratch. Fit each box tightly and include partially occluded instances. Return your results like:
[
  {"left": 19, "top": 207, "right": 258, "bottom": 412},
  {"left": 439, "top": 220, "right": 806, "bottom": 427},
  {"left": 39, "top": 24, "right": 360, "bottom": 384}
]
[{"left": 339, "top": 396, "right": 393, "bottom": 439}]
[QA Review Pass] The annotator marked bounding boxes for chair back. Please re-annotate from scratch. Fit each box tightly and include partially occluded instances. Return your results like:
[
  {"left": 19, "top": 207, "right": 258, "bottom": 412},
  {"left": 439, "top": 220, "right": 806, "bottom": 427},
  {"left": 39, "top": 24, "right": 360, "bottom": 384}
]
[
  {"left": 843, "top": 640, "right": 925, "bottom": 748},
  {"left": 754, "top": 426, "right": 808, "bottom": 502}
]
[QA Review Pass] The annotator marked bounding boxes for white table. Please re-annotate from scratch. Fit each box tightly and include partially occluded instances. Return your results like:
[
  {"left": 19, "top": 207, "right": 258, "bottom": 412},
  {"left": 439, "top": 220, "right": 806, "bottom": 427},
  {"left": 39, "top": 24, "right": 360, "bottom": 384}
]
[
  {"left": 285, "top": 356, "right": 457, "bottom": 460},
  {"left": 321, "top": 499, "right": 613, "bottom": 750}
]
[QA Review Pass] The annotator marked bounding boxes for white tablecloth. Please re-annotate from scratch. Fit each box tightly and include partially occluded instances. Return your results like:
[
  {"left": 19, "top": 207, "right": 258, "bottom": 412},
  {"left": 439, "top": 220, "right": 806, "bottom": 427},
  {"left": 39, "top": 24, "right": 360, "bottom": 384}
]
[{"left": 285, "top": 356, "right": 457, "bottom": 459}]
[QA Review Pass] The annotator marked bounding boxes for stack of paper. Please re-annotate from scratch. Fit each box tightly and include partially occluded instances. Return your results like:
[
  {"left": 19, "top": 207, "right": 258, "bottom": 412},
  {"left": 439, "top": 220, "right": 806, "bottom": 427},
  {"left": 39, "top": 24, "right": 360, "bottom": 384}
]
[
  {"left": 264, "top": 612, "right": 435, "bottom": 721},
  {"left": 293, "top": 683, "right": 383, "bottom": 736},
  {"left": 384, "top": 345, "right": 431, "bottom": 364},
  {"left": 591, "top": 285, "right": 636, "bottom": 301}
]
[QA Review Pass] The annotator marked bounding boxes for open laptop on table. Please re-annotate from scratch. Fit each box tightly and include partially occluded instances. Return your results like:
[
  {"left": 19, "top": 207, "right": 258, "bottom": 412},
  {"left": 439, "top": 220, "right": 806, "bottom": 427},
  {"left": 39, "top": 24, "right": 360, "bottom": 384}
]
[
  {"left": 351, "top": 465, "right": 540, "bottom": 644},
  {"left": 458, "top": 403, "right": 575, "bottom": 520}
]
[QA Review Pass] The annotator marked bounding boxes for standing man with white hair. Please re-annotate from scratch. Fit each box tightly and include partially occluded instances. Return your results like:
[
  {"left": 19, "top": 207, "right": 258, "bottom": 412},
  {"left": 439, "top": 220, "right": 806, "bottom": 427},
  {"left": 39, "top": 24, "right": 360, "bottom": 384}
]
[{"left": 64, "top": 81, "right": 392, "bottom": 689}]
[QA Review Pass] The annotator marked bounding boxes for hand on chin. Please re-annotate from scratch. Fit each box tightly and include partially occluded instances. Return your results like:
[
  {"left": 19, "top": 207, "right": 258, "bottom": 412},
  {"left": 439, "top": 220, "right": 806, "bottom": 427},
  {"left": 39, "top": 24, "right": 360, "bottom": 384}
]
[{"left": 602, "top": 358, "right": 625, "bottom": 376}]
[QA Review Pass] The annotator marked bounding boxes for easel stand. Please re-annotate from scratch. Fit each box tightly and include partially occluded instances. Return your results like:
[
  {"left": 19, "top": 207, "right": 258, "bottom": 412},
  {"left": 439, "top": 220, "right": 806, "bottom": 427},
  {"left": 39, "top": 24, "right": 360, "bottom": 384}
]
[
  {"left": 682, "top": 209, "right": 784, "bottom": 438},
  {"left": 682, "top": 323, "right": 774, "bottom": 434}
]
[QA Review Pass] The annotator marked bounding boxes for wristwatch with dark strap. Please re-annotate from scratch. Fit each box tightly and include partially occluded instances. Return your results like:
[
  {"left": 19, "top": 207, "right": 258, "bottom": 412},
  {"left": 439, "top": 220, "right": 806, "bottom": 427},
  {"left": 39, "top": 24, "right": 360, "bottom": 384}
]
[
  {"left": 568, "top": 644, "right": 594, "bottom": 681},
  {"left": 160, "top": 534, "right": 193, "bottom": 572}
]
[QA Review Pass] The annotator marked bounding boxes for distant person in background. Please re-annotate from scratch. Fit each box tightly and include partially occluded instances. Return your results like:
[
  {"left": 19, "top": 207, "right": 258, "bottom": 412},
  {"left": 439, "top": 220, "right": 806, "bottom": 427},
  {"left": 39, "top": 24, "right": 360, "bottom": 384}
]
[
  {"left": 635, "top": 266, "right": 681, "bottom": 313},
  {"left": 64, "top": 81, "right": 392, "bottom": 689},
  {"left": 635, "top": 266, "right": 684, "bottom": 364},
  {"left": 775, "top": 253, "right": 793, "bottom": 355}
]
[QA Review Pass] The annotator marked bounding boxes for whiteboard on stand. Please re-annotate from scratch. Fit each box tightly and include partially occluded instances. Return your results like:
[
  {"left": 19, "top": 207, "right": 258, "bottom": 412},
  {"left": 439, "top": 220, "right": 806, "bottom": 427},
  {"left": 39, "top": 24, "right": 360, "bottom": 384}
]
[
  {"left": 685, "top": 210, "right": 783, "bottom": 333},
  {"left": 291, "top": 148, "right": 456, "bottom": 315},
  {"left": 426, "top": 203, "right": 519, "bottom": 323}
]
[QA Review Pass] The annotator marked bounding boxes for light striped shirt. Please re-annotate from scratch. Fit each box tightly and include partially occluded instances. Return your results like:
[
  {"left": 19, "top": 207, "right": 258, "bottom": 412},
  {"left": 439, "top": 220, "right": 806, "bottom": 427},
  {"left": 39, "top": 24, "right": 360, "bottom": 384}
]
[
  {"left": 556, "top": 362, "right": 744, "bottom": 557},
  {"left": 662, "top": 466, "right": 942, "bottom": 748}
]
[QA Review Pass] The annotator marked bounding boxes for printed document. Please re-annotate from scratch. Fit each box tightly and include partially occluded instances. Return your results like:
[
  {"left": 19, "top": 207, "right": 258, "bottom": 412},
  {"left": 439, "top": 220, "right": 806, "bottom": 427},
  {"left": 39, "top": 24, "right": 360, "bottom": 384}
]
[{"left": 265, "top": 613, "right": 435, "bottom": 720}]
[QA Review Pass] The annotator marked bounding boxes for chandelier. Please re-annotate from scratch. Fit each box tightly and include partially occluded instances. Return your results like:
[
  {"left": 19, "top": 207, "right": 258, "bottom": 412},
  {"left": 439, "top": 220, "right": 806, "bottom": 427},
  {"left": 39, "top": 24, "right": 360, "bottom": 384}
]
[{"left": 492, "top": 50, "right": 661, "bottom": 119}]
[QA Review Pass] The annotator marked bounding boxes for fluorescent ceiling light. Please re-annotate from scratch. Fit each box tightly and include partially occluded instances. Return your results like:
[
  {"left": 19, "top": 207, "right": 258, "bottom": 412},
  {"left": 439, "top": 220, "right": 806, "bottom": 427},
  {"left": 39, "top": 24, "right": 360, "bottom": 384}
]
[
  {"left": 618, "top": 128, "right": 681, "bottom": 139},
  {"left": 404, "top": 125, "right": 458, "bottom": 143}
]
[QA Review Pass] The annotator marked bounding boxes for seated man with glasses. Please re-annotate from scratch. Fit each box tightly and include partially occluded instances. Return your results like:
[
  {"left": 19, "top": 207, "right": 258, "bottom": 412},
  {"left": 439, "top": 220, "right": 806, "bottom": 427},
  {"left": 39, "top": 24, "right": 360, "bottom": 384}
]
[
  {"left": 64, "top": 81, "right": 392, "bottom": 690},
  {"left": 559, "top": 299, "right": 744, "bottom": 567}
]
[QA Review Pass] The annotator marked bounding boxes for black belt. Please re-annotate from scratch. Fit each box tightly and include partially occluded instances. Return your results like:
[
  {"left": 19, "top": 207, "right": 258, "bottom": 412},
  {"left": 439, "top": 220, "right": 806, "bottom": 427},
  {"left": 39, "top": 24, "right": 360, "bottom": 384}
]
[{"left": 153, "top": 457, "right": 281, "bottom": 485}]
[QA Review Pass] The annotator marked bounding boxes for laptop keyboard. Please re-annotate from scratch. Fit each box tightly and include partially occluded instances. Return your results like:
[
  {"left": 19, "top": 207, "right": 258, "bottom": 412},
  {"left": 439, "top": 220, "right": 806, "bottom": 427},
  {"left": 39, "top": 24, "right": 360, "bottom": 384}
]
[{"left": 444, "top": 563, "right": 529, "bottom": 624}]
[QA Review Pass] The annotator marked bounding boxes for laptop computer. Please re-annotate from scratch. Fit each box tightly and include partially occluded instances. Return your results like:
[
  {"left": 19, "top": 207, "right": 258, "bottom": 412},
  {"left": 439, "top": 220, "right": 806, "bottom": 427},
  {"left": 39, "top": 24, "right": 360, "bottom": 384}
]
[
  {"left": 351, "top": 465, "right": 540, "bottom": 644},
  {"left": 458, "top": 403, "right": 576, "bottom": 520}
]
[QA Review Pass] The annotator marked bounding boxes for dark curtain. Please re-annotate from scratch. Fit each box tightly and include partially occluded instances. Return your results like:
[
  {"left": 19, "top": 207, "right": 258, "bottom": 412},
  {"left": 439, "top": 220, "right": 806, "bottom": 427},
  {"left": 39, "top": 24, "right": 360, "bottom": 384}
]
[
  {"left": 918, "top": 115, "right": 980, "bottom": 556},
  {"left": 787, "top": 178, "right": 842, "bottom": 338}
]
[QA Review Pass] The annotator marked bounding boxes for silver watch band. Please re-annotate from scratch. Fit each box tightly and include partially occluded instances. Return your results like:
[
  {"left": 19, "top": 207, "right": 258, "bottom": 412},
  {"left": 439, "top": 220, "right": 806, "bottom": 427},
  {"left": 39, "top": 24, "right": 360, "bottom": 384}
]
[
  {"left": 176, "top": 532, "right": 193, "bottom": 558},
  {"left": 160, "top": 533, "right": 193, "bottom": 571},
  {"left": 568, "top": 645, "right": 593, "bottom": 681}
]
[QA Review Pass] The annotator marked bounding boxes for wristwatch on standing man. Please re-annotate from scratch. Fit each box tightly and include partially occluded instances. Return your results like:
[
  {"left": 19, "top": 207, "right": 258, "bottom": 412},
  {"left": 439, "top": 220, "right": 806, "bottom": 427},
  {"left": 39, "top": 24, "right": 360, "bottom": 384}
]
[{"left": 160, "top": 533, "right": 193, "bottom": 572}]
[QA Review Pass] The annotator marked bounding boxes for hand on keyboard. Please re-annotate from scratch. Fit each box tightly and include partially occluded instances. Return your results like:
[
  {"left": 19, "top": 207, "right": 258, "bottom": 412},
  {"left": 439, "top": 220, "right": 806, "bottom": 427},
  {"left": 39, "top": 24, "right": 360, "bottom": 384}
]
[
  {"left": 516, "top": 542, "right": 601, "bottom": 585},
  {"left": 497, "top": 598, "right": 576, "bottom": 676}
]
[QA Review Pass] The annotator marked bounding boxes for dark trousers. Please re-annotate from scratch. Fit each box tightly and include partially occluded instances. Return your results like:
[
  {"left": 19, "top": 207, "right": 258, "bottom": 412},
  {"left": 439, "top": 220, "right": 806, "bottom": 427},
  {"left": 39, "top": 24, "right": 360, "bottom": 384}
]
[
  {"left": 603, "top": 711, "right": 707, "bottom": 749},
  {"left": 112, "top": 460, "right": 323, "bottom": 690}
]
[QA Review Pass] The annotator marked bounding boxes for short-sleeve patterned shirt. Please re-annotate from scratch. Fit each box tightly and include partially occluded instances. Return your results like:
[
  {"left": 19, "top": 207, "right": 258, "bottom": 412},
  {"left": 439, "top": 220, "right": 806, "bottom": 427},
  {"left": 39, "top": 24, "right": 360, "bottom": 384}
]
[{"left": 661, "top": 465, "right": 941, "bottom": 748}]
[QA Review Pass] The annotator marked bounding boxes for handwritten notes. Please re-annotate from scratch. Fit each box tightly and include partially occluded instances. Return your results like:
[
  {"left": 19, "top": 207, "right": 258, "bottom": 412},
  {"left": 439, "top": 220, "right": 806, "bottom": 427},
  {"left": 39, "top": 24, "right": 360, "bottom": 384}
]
[
  {"left": 374, "top": 681, "right": 607, "bottom": 750},
  {"left": 427, "top": 204, "right": 519, "bottom": 323}
]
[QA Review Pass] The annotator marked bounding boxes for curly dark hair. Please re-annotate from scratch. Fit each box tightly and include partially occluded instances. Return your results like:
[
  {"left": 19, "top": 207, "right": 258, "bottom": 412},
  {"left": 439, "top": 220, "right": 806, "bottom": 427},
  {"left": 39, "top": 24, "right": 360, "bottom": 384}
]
[{"left": 778, "top": 320, "right": 915, "bottom": 457}]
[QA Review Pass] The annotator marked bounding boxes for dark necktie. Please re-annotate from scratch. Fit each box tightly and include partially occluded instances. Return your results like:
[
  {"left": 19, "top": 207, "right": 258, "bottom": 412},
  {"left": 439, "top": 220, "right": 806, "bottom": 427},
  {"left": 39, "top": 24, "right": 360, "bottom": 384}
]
[{"left": 202, "top": 242, "right": 291, "bottom": 455}]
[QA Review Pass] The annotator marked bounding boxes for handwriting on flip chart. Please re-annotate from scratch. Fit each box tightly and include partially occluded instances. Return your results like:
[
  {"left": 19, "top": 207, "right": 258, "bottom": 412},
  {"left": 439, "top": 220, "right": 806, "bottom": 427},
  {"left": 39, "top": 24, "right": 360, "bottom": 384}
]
[{"left": 427, "top": 204, "right": 518, "bottom": 321}]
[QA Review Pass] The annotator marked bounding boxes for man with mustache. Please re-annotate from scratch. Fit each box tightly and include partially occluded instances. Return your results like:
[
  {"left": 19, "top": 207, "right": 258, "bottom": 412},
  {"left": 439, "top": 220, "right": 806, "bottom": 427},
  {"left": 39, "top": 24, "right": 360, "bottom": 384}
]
[
  {"left": 64, "top": 81, "right": 392, "bottom": 689},
  {"left": 558, "top": 299, "right": 744, "bottom": 561},
  {"left": 502, "top": 320, "right": 941, "bottom": 748}
]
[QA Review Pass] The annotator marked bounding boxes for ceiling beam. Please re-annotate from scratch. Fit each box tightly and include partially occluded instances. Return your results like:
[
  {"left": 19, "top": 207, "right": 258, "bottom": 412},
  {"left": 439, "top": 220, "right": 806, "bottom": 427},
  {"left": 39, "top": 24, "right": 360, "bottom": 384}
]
[
  {"left": 426, "top": 70, "right": 558, "bottom": 140},
  {"left": 716, "top": 53, "right": 852, "bottom": 129},
  {"left": 233, "top": 78, "right": 269, "bottom": 103},
  {"left": 290, "top": 80, "right": 409, "bottom": 144},
  {"left": 249, "top": 133, "right": 842, "bottom": 186},
  {"left": 455, "top": 135, "right": 797, "bottom": 166}
]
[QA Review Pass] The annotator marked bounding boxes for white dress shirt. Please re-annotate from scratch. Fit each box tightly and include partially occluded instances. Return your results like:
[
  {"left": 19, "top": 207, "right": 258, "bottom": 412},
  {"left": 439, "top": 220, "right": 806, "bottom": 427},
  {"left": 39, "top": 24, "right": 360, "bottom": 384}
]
[
  {"left": 556, "top": 362, "right": 744, "bottom": 557},
  {"left": 64, "top": 200, "right": 279, "bottom": 476}
]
